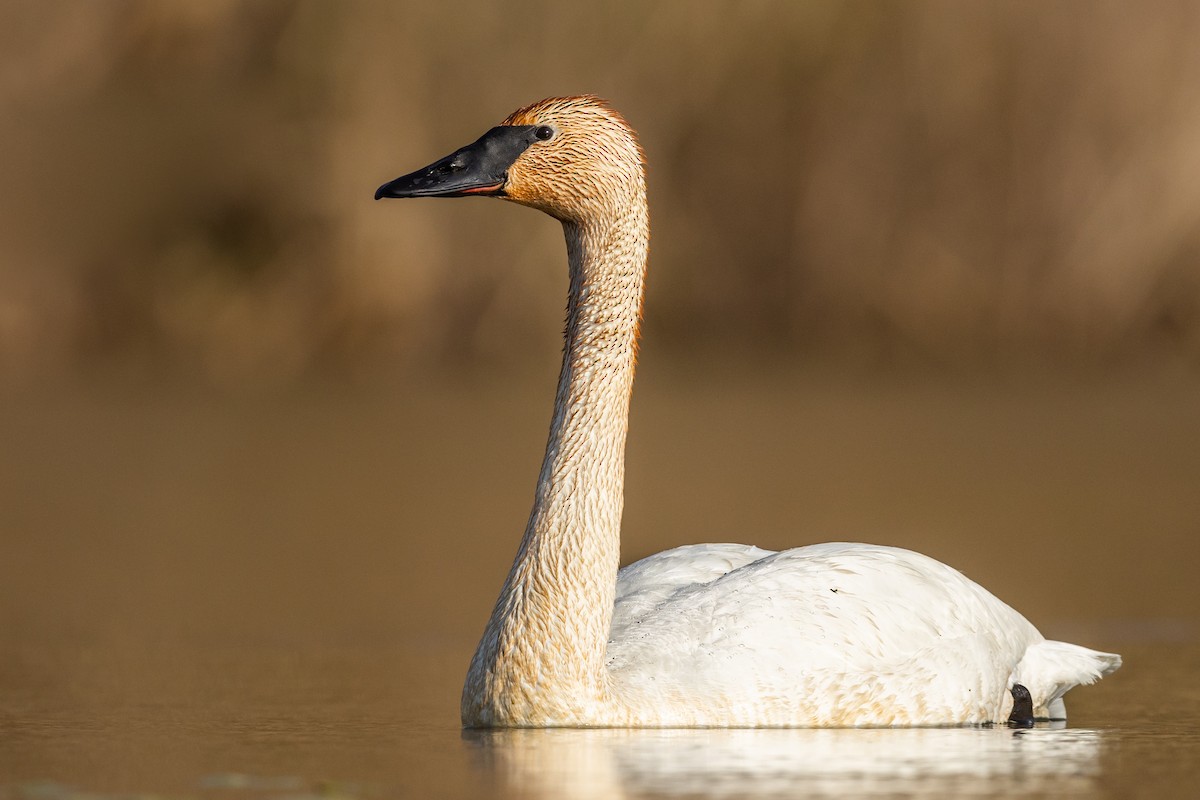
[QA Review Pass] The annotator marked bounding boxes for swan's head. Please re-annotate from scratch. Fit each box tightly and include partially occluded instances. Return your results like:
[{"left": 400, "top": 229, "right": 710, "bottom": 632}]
[{"left": 375, "top": 95, "right": 644, "bottom": 225}]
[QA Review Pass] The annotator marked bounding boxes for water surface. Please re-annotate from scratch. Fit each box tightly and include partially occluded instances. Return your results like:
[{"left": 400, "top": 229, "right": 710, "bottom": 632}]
[
  {"left": 4, "top": 640, "right": 1197, "bottom": 799},
  {"left": 3, "top": 370, "right": 1198, "bottom": 798}
]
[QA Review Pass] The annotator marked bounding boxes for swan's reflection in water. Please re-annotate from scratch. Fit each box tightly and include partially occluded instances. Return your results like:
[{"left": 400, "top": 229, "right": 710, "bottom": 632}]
[{"left": 464, "top": 725, "right": 1105, "bottom": 799}]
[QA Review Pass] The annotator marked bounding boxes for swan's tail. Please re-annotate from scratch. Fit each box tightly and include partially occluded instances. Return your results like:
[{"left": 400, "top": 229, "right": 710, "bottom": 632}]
[{"left": 1013, "top": 640, "right": 1121, "bottom": 719}]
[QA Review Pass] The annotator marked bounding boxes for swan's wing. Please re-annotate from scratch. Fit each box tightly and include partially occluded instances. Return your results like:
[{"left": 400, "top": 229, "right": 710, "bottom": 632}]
[
  {"left": 613, "top": 543, "right": 776, "bottom": 634},
  {"left": 607, "top": 542, "right": 1044, "bottom": 725}
]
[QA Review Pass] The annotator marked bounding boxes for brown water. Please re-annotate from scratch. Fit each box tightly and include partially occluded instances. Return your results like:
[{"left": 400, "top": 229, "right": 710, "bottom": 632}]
[{"left": 3, "top": 366, "right": 1199, "bottom": 798}]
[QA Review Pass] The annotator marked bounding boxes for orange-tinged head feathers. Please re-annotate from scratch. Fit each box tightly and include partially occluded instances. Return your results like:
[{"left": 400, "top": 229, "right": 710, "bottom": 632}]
[
  {"left": 496, "top": 96, "right": 646, "bottom": 224},
  {"left": 500, "top": 95, "right": 638, "bottom": 145}
]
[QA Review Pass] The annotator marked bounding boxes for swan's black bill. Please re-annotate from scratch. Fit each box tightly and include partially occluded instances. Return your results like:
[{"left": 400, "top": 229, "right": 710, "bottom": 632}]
[{"left": 375, "top": 124, "right": 543, "bottom": 200}]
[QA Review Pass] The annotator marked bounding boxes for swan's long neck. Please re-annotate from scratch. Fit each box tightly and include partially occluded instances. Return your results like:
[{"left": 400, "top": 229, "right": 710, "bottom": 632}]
[{"left": 463, "top": 197, "right": 648, "bottom": 726}]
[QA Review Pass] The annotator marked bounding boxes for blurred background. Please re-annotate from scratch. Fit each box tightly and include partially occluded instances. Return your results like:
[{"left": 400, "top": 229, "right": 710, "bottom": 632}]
[
  {"left": 2, "top": 3, "right": 1200, "bottom": 796},
  {"left": 2, "top": 4, "right": 1200, "bottom": 792},
  {"left": 2, "top": 0, "right": 1199, "bottom": 380}
]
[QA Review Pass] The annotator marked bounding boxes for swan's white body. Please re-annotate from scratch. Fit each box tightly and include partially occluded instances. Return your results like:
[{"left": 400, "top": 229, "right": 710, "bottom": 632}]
[
  {"left": 376, "top": 96, "right": 1120, "bottom": 728},
  {"left": 609, "top": 542, "right": 1114, "bottom": 725}
]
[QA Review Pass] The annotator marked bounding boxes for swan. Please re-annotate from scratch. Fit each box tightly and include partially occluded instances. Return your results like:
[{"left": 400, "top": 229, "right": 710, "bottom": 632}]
[{"left": 375, "top": 95, "right": 1121, "bottom": 727}]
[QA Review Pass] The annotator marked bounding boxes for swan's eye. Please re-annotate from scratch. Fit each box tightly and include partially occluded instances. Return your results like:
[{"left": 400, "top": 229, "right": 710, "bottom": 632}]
[{"left": 534, "top": 125, "right": 554, "bottom": 141}]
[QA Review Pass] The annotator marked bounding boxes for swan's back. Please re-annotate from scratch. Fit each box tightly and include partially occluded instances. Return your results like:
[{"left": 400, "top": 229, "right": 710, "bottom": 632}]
[{"left": 607, "top": 543, "right": 1118, "bottom": 726}]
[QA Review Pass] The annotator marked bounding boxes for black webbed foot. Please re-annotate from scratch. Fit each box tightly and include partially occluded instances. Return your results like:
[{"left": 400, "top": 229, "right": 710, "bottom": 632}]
[{"left": 1007, "top": 683, "right": 1035, "bottom": 728}]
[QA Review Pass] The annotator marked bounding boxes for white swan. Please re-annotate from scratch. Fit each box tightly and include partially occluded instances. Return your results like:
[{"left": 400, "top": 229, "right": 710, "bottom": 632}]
[{"left": 375, "top": 95, "right": 1120, "bottom": 727}]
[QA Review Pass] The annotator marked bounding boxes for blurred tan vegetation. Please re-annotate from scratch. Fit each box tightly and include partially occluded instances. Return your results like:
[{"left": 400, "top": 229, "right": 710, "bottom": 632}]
[{"left": 2, "top": 0, "right": 1199, "bottom": 383}]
